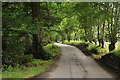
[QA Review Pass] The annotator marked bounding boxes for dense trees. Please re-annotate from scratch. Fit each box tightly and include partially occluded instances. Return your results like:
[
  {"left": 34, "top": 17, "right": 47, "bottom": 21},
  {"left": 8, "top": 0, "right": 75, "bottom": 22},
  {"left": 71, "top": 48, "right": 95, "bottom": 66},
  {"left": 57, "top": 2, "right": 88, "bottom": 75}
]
[
  {"left": 2, "top": 2, "right": 120, "bottom": 67},
  {"left": 71, "top": 2, "right": 120, "bottom": 51}
]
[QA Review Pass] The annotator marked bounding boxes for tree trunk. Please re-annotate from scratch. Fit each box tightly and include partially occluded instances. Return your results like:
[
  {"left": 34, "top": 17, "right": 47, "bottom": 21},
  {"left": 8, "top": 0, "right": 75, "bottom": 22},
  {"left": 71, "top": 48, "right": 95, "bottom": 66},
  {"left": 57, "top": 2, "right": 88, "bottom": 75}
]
[
  {"left": 47, "top": 33, "right": 51, "bottom": 43},
  {"left": 109, "top": 40, "right": 115, "bottom": 52},
  {"left": 109, "top": 3, "right": 118, "bottom": 51},
  {"left": 88, "top": 26, "right": 93, "bottom": 43},
  {"left": 74, "top": 32, "right": 77, "bottom": 41},
  {"left": 85, "top": 28, "right": 88, "bottom": 42},
  {"left": 93, "top": 26, "right": 97, "bottom": 45},
  {"left": 101, "top": 21, "right": 105, "bottom": 48},
  {"left": 67, "top": 34, "right": 70, "bottom": 42},
  {"left": 31, "top": 2, "right": 43, "bottom": 59},
  {"left": 98, "top": 24, "right": 101, "bottom": 47}
]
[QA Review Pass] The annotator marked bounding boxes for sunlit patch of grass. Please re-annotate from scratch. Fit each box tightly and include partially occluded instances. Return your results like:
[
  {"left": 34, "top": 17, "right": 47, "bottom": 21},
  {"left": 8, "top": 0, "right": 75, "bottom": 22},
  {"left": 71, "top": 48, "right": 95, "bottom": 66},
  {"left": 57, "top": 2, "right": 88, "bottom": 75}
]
[
  {"left": 92, "top": 53, "right": 107, "bottom": 59},
  {"left": 104, "top": 44, "right": 109, "bottom": 53},
  {"left": 116, "top": 44, "right": 120, "bottom": 50}
]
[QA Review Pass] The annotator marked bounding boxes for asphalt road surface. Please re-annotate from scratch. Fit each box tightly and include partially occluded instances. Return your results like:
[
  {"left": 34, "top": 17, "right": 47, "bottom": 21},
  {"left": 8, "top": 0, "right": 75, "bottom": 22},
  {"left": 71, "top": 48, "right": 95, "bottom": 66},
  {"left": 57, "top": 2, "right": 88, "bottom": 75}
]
[{"left": 38, "top": 43, "right": 113, "bottom": 78}]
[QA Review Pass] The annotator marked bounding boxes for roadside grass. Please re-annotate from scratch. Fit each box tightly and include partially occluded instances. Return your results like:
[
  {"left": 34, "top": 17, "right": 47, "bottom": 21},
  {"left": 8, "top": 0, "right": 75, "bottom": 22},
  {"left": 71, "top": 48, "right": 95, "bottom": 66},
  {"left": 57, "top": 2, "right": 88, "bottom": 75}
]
[
  {"left": 2, "top": 60, "right": 53, "bottom": 78},
  {"left": 2, "top": 44, "right": 60, "bottom": 78},
  {"left": 44, "top": 44, "right": 60, "bottom": 57},
  {"left": 63, "top": 41, "right": 120, "bottom": 59}
]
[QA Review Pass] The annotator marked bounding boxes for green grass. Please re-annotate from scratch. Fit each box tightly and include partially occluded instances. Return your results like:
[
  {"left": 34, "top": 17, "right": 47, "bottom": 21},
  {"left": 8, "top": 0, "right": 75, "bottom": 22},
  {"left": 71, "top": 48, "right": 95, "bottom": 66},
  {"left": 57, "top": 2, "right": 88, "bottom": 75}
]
[
  {"left": 44, "top": 44, "right": 60, "bottom": 57},
  {"left": 64, "top": 41, "right": 120, "bottom": 59},
  {"left": 116, "top": 44, "right": 120, "bottom": 50},
  {"left": 2, "top": 43, "right": 60, "bottom": 78},
  {"left": 2, "top": 60, "right": 53, "bottom": 78}
]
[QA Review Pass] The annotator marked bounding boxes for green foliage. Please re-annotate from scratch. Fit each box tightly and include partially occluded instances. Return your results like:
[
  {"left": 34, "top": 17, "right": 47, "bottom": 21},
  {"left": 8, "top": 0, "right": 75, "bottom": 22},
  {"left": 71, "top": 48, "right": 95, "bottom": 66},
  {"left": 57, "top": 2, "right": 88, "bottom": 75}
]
[
  {"left": 43, "top": 44, "right": 60, "bottom": 60},
  {"left": 2, "top": 2, "right": 120, "bottom": 78},
  {"left": 2, "top": 59, "right": 53, "bottom": 78},
  {"left": 63, "top": 41, "right": 90, "bottom": 47},
  {"left": 17, "top": 54, "right": 33, "bottom": 64},
  {"left": 2, "top": 54, "right": 33, "bottom": 71},
  {"left": 26, "top": 59, "right": 50, "bottom": 67},
  {"left": 2, "top": 43, "right": 60, "bottom": 78},
  {"left": 2, "top": 3, "right": 36, "bottom": 66},
  {"left": 109, "top": 50, "right": 120, "bottom": 57},
  {"left": 87, "top": 44, "right": 106, "bottom": 55},
  {"left": 42, "top": 50, "right": 53, "bottom": 60}
]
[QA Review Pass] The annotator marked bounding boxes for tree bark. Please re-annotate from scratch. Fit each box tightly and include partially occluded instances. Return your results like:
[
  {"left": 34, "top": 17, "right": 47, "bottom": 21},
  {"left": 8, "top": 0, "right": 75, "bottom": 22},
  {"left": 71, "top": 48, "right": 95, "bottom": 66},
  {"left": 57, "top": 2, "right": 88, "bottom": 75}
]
[
  {"left": 109, "top": 3, "right": 118, "bottom": 51},
  {"left": 31, "top": 2, "right": 43, "bottom": 59},
  {"left": 101, "top": 21, "right": 105, "bottom": 48},
  {"left": 74, "top": 32, "right": 77, "bottom": 41},
  {"left": 85, "top": 28, "right": 88, "bottom": 42},
  {"left": 97, "top": 24, "right": 101, "bottom": 47}
]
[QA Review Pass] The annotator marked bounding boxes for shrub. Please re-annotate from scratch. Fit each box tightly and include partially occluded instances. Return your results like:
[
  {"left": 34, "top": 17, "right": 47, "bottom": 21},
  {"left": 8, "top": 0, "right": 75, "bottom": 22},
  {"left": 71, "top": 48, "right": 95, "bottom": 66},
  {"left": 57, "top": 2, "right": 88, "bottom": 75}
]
[
  {"left": 87, "top": 44, "right": 98, "bottom": 54},
  {"left": 6, "top": 65, "right": 14, "bottom": 72},
  {"left": 43, "top": 44, "right": 60, "bottom": 60},
  {"left": 42, "top": 50, "right": 53, "bottom": 60},
  {"left": 2, "top": 54, "right": 33, "bottom": 71},
  {"left": 20, "top": 66, "right": 27, "bottom": 70},
  {"left": 15, "top": 54, "right": 33, "bottom": 65}
]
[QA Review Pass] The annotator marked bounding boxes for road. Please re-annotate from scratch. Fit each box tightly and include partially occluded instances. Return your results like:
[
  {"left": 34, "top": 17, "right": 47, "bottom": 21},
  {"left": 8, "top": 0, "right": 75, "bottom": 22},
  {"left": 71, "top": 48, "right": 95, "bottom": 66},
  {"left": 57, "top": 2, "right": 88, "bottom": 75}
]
[{"left": 38, "top": 43, "right": 113, "bottom": 78}]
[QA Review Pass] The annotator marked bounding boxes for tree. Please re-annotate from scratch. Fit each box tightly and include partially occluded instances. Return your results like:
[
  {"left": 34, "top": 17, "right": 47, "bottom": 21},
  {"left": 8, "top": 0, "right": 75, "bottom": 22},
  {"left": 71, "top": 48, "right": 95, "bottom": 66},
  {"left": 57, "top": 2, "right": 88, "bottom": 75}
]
[{"left": 31, "top": 2, "right": 43, "bottom": 59}]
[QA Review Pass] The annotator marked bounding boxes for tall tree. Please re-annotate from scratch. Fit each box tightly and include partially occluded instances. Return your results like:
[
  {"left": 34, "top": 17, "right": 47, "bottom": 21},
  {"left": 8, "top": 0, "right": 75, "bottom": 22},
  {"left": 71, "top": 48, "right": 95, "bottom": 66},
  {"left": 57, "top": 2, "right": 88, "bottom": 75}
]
[{"left": 31, "top": 2, "right": 43, "bottom": 59}]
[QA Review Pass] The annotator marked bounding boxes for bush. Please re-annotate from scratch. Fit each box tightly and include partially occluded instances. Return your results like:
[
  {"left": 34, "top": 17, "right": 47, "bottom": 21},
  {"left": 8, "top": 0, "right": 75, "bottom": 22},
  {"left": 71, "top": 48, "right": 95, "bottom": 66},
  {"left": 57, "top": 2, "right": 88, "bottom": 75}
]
[
  {"left": 42, "top": 50, "right": 53, "bottom": 60},
  {"left": 2, "top": 54, "right": 33, "bottom": 71},
  {"left": 43, "top": 44, "right": 60, "bottom": 60},
  {"left": 6, "top": 65, "right": 14, "bottom": 72},
  {"left": 20, "top": 66, "right": 27, "bottom": 70},
  {"left": 87, "top": 44, "right": 97, "bottom": 53},
  {"left": 14, "top": 54, "right": 33, "bottom": 65}
]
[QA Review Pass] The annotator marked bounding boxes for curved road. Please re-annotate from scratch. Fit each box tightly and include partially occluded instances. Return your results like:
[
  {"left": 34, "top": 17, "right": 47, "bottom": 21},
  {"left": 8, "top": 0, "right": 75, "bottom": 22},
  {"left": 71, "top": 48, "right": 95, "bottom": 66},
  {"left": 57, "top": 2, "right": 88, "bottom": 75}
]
[{"left": 39, "top": 43, "right": 113, "bottom": 78}]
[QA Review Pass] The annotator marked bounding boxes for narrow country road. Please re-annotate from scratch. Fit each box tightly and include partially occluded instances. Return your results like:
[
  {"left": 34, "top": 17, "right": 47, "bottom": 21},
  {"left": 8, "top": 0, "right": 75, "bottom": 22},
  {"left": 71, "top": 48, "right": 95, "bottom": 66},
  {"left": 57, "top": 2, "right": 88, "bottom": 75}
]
[{"left": 39, "top": 43, "right": 113, "bottom": 78}]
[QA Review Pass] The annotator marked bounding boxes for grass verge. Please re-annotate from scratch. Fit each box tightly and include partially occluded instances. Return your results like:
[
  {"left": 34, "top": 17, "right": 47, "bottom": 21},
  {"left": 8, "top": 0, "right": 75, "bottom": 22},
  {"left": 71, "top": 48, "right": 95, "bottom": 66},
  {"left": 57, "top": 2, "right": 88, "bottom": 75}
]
[{"left": 2, "top": 43, "right": 60, "bottom": 78}]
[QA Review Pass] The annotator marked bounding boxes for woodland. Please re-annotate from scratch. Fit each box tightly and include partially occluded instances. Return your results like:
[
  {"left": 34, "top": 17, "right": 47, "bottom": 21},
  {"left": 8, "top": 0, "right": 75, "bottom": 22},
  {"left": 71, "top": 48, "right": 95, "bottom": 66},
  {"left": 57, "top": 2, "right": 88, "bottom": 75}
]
[{"left": 2, "top": 2, "right": 120, "bottom": 78}]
